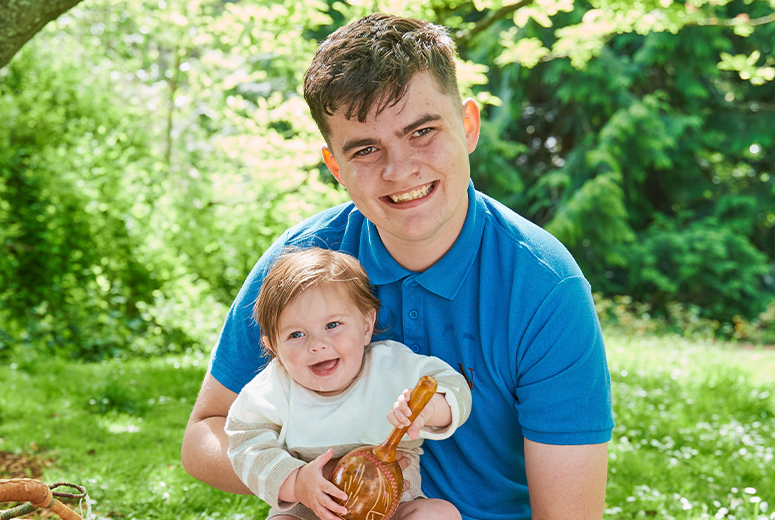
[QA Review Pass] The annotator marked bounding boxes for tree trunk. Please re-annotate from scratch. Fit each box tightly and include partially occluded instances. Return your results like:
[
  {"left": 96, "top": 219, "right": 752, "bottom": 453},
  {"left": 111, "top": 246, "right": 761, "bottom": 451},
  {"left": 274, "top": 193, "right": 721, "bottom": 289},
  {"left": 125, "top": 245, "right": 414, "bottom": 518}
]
[{"left": 0, "top": 0, "right": 86, "bottom": 69}]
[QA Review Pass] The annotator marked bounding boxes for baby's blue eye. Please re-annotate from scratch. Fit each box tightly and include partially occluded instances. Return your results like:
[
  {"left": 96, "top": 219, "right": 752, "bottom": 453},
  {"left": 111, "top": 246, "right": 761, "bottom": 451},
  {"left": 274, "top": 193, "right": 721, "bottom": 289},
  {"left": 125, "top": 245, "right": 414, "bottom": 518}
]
[
  {"left": 326, "top": 322, "right": 340, "bottom": 330},
  {"left": 289, "top": 331, "right": 304, "bottom": 339}
]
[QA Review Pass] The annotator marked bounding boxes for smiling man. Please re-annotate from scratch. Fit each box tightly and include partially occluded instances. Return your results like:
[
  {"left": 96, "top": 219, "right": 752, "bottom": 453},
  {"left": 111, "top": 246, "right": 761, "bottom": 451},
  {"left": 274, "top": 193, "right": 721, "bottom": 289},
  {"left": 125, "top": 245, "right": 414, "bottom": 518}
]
[
  {"left": 182, "top": 13, "right": 614, "bottom": 520},
  {"left": 319, "top": 70, "right": 476, "bottom": 272}
]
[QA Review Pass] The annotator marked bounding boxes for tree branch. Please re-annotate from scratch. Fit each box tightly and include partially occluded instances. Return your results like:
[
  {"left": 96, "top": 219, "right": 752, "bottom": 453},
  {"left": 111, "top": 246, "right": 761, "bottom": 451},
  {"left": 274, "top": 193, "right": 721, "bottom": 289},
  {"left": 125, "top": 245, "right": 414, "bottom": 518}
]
[
  {"left": 693, "top": 12, "right": 775, "bottom": 27},
  {"left": 0, "top": 0, "right": 86, "bottom": 69},
  {"left": 455, "top": 0, "right": 535, "bottom": 49}
]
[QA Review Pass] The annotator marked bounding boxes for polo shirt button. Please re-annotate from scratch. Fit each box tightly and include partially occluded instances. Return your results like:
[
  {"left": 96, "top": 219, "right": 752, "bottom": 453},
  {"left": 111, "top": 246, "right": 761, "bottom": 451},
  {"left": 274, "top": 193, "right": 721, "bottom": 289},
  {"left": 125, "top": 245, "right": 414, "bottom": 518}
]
[
  {"left": 411, "top": 344, "right": 420, "bottom": 353},
  {"left": 409, "top": 310, "right": 418, "bottom": 320},
  {"left": 409, "top": 280, "right": 418, "bottom": 286}
]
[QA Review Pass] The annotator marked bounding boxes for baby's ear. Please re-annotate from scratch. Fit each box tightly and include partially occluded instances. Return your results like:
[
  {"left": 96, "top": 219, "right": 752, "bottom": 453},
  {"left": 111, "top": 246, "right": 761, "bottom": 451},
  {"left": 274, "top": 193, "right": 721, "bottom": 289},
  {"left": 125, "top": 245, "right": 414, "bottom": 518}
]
[
  {"left": 364, "top": 308, "right": 377, "bottom": 340},
  {"left": 261, "top": 336, "right": 276, "bottom": 358}
]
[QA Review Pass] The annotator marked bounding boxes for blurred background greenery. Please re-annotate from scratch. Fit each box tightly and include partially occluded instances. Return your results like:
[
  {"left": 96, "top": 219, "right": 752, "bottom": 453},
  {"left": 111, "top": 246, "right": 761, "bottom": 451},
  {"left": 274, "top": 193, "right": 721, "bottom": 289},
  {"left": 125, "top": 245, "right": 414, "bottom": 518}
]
[{"left": 1, "top": 0, "right": 774, "bottom": 363}]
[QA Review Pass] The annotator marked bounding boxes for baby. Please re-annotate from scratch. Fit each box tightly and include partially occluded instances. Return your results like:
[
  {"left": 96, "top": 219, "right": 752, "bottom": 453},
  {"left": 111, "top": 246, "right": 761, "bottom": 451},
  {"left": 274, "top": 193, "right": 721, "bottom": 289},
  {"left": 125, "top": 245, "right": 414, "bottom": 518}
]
[{"left": 225, "top": 247, "right": 471, "bottom": 520}]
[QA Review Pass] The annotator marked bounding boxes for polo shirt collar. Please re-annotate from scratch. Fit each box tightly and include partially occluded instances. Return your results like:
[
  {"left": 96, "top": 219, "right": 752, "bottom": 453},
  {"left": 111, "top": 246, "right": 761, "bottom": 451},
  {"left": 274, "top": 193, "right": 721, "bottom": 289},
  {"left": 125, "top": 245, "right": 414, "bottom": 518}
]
[{"left": 359, "top": 180, "right": 485, "bottom": 300}]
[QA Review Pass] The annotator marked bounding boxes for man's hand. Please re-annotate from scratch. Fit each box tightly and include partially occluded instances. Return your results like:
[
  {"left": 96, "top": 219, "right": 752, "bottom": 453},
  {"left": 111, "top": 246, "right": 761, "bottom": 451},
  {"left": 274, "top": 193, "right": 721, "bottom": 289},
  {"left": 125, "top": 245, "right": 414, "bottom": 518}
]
[
  {"left": 292, "top": 449, "right": 349, "bottom": 520},
  {"left": 395, "top": 450, "right": 411, "bottom": 490}
]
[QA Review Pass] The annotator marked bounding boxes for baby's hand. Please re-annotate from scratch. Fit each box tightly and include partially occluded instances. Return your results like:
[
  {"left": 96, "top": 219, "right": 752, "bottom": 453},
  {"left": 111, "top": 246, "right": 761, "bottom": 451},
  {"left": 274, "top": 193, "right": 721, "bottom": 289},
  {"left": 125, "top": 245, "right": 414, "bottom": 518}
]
[
  {"left": 294, "top": 449, "right": 349, "bottom": 520},
  {"left": 387, "top": 388, "right": 436, "bottom": 440}
]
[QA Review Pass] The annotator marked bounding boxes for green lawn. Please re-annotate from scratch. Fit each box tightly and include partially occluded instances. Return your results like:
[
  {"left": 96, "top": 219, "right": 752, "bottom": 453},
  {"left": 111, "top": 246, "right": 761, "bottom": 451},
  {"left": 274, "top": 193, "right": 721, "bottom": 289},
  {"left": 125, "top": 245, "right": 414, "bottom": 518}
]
[
  {"left": 1, "top": 335, "right": 773, "bottom": 519},
  {"left": 605, "top": 336, "right": 775, "bottom": 520}
]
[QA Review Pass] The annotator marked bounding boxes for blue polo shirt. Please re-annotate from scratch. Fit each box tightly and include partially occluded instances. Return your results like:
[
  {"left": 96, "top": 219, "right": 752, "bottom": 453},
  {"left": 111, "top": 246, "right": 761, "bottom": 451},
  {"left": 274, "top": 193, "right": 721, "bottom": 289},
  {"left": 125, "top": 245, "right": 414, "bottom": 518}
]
[{"left": 210, "top": 181, "right": 614, "bottom": 520}]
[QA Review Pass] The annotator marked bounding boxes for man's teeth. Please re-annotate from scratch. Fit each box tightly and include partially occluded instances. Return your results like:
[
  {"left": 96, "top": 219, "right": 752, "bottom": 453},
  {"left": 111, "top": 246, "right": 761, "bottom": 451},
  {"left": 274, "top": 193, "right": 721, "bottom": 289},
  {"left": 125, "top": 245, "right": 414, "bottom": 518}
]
[{"left": 390, "top": 184, "right": 432, "bottom": 203}]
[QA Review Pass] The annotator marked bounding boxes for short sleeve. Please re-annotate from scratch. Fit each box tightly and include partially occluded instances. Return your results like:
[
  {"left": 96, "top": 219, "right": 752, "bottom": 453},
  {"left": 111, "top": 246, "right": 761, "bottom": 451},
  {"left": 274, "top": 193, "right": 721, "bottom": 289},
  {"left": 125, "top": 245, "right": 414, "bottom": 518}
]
[{"left": 515, "top": 276, "right": 614, "bottom": 445}]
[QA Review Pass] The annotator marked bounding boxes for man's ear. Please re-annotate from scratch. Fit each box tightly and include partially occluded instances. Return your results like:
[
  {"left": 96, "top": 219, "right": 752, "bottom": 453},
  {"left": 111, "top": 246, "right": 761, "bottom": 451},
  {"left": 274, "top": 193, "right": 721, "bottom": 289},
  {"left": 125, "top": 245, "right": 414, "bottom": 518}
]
[
  {"left": 462, "top": 98, "right": 481, "bottom": 154},
  {"left": 322, "top": 146, "right": 345, "bottom": 187}
]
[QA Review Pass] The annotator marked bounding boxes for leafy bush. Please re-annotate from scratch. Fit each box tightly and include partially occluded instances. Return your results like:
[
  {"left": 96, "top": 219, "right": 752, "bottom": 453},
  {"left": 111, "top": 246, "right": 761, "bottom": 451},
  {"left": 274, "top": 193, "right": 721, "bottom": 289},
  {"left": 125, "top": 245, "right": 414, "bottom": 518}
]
[
  {"left": 473, "top": 17, "right": 775, "bottom": 324},
  {"left": 0, "top": 4, "right": 347, "bottom": 361},
  {"left": 607, "top": 209, "right": 772, "bottom": 322},
  {"left": 0, "top": 42, "right": 162, "bottom": 360},
  {"left": 3, "top": 0, "right": 775, "bottom": 360},
  {"left": 595, "top": 294, "right": 775, "bottom": 345}
]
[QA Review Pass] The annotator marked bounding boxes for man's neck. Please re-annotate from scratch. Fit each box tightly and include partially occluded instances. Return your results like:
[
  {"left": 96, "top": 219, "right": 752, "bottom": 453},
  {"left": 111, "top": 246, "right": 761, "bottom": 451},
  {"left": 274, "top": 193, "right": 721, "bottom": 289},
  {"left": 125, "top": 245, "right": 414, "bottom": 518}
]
[
  {"left": 378, "top": 216, "right": 466, "bottom": 273},
  {"left": 383, "top": 242, "right": 445, "bottom": 272}
]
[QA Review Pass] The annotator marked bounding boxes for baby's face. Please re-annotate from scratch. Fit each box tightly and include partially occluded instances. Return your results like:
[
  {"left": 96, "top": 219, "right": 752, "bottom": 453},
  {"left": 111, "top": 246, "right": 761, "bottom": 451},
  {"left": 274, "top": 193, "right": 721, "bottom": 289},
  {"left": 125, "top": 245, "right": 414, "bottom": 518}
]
[{"left": 271, "top": 285, "right": 376, "bottom": 396}]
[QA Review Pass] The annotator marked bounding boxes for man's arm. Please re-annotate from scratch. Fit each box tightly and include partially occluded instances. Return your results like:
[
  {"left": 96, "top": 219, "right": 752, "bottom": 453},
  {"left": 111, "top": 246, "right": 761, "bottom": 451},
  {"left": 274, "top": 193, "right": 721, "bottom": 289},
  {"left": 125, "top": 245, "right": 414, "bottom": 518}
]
[
  {"left": 524, "top": 439, "right": 608, "bottom": 520},
  {"left": 181, "top": 372, "right": 252, "bottom": 494}
]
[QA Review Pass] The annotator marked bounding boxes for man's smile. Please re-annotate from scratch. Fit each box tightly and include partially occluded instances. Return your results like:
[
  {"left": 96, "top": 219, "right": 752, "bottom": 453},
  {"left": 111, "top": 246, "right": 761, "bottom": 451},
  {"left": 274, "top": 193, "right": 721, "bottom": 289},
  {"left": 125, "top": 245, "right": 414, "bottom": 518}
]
[{"left": 388, "top": 182, "right": 435, "bottom": 203}]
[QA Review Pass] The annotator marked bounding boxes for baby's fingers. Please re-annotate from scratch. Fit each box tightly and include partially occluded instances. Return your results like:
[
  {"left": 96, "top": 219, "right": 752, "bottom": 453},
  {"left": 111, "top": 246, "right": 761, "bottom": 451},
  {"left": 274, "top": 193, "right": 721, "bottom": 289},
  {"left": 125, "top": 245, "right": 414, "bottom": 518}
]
[
  {"left": 307, "top": 480, "right": 349, "bottom": 520},
  {"left": 389, "top": 401, "right": 411, "bottom": 427},
  {"left": 324, "top": 480, "right": 349, "bottom": 503},
  {"left": 387, "top": 409, "right": 404, "bottom": 428},
  {"left": 316, "top": 488, "right": 349, "bottom": 520},
  {"left": 311, "top": 498, "right": 347, "bottom": 520},
  {"left": 406, "top": 421, "right": 422, "bottom": 440},
  {"left": 397, "top": 389, "right": 413, "bottom": 414}
]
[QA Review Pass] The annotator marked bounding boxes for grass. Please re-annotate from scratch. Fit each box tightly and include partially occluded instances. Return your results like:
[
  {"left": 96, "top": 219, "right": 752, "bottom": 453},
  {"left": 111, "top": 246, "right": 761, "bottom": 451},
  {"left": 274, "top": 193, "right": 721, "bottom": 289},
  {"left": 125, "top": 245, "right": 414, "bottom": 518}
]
[
  {"left": 605, "top": 335, "right": 775, "bottom": 520},
  {"left": 1, "top": 335, "right": 773, "bottom": 520},
  {"left": 0, "top": 353, "right": 266, "bottom": 519}
]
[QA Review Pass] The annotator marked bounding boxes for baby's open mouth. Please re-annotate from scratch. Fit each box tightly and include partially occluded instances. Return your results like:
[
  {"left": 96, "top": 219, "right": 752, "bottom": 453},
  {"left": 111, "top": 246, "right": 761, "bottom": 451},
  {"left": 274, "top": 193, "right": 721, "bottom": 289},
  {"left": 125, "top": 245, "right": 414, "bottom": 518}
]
[{"left": 309, "top": 359, "right": 339, "bottom": 375}]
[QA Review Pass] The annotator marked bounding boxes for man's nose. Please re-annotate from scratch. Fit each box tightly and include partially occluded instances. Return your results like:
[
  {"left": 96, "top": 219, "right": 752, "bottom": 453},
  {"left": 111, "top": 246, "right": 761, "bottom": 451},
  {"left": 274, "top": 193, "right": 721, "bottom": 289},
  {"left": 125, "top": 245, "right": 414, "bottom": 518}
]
[{"left": 383, "top": 149, "right": 419, "bottom": 181}]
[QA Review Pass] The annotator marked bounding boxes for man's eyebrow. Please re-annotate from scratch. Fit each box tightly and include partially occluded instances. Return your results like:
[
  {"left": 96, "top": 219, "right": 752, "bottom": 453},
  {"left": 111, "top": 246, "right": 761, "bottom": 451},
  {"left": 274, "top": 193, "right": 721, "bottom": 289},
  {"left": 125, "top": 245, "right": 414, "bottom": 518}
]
[
  {"left": 399, "top": 113, "right": 442, "bottom": 137},
  {"left": 342, "top": 137, "right": 379, "bottom": 156},
  {"left": 340, "top": 113, "right": 443, "bottom": 156}
]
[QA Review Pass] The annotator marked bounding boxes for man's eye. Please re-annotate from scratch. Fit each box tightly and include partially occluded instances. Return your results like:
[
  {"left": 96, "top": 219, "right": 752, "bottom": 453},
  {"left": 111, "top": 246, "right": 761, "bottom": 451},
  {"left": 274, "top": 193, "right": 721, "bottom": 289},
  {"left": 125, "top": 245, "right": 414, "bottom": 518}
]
[
  {"left": 354, "top": 146, "right": 375, "bottom": 157},
  {"left": 289, "top": 331, "right": 304, "bottom": 339},
  {"left": 326, "top": 322, "right": 340, "bottom": 330},
  {"left": 413, "top": 127, "right": 433, "bottom": 137}
]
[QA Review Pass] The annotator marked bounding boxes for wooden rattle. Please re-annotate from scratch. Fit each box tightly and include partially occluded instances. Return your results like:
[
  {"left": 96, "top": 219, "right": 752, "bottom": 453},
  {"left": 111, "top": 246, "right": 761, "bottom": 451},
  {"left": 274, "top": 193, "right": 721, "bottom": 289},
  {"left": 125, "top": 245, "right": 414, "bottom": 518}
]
[{"left": 328, "top": 375, "right": 437, "bottom": 520}]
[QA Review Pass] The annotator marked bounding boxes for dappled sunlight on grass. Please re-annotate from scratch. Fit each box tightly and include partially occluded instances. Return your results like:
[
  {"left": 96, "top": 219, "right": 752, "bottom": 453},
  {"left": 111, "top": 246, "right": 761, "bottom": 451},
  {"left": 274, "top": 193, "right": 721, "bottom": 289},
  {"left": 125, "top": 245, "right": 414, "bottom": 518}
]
[
  {"left": 0, "top": 353, "right": 270, "bottom": 519},
  {"left": 2, "top": 340, "right": 773, "bottom": 519},
  {"left": 605, "top": 335, "right": 775, "bottom": 520}
]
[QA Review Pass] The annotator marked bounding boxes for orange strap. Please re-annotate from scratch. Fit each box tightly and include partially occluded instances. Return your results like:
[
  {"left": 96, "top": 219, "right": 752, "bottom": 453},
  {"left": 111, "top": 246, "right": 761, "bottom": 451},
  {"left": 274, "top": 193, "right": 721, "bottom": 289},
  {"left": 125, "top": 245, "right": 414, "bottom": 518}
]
[
  {"left": 0, "top": 478, "right": 84, "bottom": 520},
  {"left": 0, "top": 478, "right": 53, "bottom": 508}
]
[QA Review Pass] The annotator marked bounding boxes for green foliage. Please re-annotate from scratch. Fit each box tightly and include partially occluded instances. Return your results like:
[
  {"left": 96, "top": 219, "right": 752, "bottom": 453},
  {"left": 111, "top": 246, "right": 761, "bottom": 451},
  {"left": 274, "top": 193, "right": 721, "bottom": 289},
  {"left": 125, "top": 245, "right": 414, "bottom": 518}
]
[
  {"left": 2, "top": 0, "right": 774, "bottom": 359},
  {"left": 467, "top": 6, "right": 775, "bottom": 326},
  {"left": 607, "top": 209, "right": 770, "bottom": 321},
  {"left": 0, "top": 0, "right": 347, "bottom": 361},
  {"left": 596, "top": 293, "right": 775, "bottom": 345},
  {"left": 719, "top": 50, "right": 775, "bottom": 85},
  {"left": 0, "top": 42, "right": 161, "bottom": 360}
]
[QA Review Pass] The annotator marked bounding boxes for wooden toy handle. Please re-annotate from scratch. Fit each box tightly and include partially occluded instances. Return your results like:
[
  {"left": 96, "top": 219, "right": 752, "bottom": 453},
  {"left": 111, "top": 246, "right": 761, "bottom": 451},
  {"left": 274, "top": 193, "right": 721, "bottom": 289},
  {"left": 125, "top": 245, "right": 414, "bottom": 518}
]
[{"left": 373, "top": 375, "right": 438, "bottom": 463}]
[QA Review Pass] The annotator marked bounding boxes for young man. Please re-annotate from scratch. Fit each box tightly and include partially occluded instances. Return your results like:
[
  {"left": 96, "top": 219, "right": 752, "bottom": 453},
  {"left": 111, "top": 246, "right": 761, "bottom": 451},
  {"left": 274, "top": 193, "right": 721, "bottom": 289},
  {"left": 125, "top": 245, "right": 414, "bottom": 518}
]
[{"left": 182, "top": 13, "right": 614, "bottom": 520}]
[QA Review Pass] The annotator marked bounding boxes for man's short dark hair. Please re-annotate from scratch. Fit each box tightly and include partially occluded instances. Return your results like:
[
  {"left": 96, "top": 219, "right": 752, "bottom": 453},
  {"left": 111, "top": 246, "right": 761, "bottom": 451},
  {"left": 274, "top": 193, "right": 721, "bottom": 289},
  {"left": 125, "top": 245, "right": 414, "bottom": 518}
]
[{"left": 303, "top": 13, "right": 461, "bottom": 142}]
